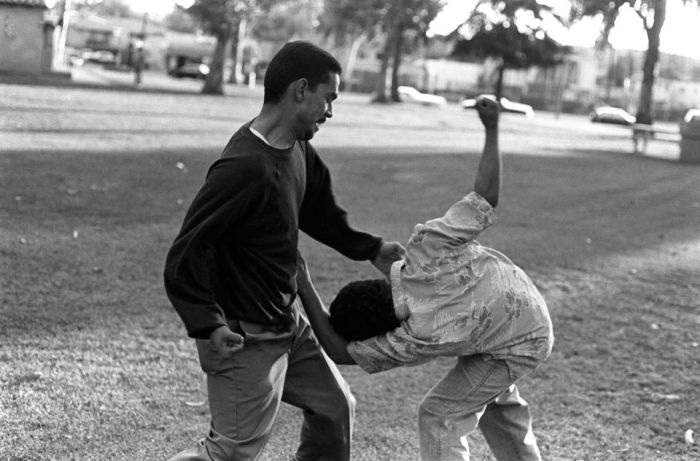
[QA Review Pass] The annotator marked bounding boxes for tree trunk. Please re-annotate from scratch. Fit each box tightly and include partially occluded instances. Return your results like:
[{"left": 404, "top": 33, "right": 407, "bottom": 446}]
[
  {"left": 343, "top": 34, "right": 364, "bottom": 92},
  {"left": 390, "top": 20, "right": 406, "bottom": 102},
  {"left": 202, "top": 26, "right": 232, "bottom": 95},
  {"left": 374, "top": 0, "right": 400, "bottom": 103},
  {"left": 55, "top": 0, "right": 72, "bottom": 68},
  {"left": 636, "top": 0, "right": 666, "bottom": 125},
  {"left": 227, "top": 20, "right": 241, "bottom": 84},
  {"left": 374, "top": 34, "right": 393, "bottom": 102}
]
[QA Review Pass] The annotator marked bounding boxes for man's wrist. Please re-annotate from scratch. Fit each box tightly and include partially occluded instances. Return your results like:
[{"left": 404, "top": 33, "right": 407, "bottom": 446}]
[
  {"left": 209, "top": 324, "right": 228, "bottom": 339},
  {"left": 370, "top": 238, "right": 384, "bottom": 264}
]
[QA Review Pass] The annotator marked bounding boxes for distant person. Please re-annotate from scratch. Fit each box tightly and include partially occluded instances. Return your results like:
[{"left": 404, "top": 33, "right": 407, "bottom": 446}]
[
  {"left": 133, "top": 42, "right": 144, "bottom": 87},
  {"left": 163, "top": 41, "right": 404, "bottom": 461},
  {"left": 296, "top": 96, "right": 554, "bottom": 461}
]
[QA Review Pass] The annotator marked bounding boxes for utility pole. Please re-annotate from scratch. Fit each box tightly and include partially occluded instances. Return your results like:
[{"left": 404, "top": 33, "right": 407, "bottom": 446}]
[
  {"left": 234, "top": 18, "right": 247, "bottom": 84},
  {"left": 54, "top": 0, "right": 72, "bottom": 69},
  {"left": 134, "top": 12, "right": 148, "bottom": 86}
]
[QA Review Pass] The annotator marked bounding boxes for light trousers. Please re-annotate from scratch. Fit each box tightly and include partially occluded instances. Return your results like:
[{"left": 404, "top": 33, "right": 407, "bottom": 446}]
[
  {"left": 418, "top": 355, "right": 541, "bottom": 461},
  {"left": 168, "top": 300, "right": 355, "bottom": 461}
]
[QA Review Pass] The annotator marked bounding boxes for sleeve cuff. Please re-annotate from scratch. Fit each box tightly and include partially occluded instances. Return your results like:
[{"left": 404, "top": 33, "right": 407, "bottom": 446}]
[
  {"left": 347, "top": 342, "right": 384, "bottom": 374},
  {"left": 465, "top": 191, "right": 496, "bottom": 224}
]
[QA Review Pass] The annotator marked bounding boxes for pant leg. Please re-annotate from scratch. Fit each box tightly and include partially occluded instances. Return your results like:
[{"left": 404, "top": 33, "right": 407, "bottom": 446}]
[
  {"left": 281, "top": 300, "right": 355, "bottom": 461},
  {"left": 418, "top": 355, "right": 514, "bottom": 461},
  {"left": 478, "top": 384, "right": 541, "bottom": 461},
  {"left": 168, "top": 321, "right": 295, "bottom": 461}
]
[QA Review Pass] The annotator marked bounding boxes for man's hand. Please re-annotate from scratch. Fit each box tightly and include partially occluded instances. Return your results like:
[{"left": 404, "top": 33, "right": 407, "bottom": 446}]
[
  {"left": 476, "top": 95, "right": 500, "bottom": 129},
  {"left": 372, "top": 241, "right": 405, "bottom": 278},
  {"left": 210, "top": 325, "right": 244, "bottom": 358}
]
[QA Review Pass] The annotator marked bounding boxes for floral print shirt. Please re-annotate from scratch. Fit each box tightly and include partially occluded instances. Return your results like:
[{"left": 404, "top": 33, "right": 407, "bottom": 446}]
[{"left": 347, "top": 192, "right": 553, "bottom": 374}]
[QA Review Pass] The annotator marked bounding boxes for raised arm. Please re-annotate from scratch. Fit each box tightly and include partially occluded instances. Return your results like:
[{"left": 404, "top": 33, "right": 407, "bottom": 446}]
[
  {"left": 295, "top": 253, "right": 356, "bottom": 365},
  {"left": 472, "top": 96, "right": 501, "bottom": 208}
]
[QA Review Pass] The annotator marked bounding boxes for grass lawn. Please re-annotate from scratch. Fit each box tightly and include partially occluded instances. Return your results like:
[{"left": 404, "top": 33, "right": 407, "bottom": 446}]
[{"left": 1, "top": 80, "right": 699, "bottom": 461}]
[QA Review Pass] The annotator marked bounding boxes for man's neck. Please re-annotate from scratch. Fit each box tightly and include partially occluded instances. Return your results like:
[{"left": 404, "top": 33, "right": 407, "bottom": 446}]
[{"left": 250, "top": 106, "right": 297, "bottom": 149}]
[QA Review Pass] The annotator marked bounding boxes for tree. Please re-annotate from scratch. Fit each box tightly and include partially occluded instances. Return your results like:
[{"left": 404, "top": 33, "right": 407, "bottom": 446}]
[
  {"left": 251, "top": 0, "right": 323, "bottom": 42},
  {"left": 319, "top": 0, "right": 387, "bottom": 92},
  {"left": 242, "top": 0, "right": 325, "bottom": 82},
  {"left": 450, "top": 0, "right": 570, "bottom": 101},
  {"left": 570, "top": 0, "right": 699, "bottom": 124},
  {"left": 388, "top": 0, "right": 443, "bottom": 101},
  {"left": 322, "top": 0, "right": 442, "bottom": 101},
  {"left": 375, "top": 0, "right": 443, "bottom": 103},
  {"left": 164, "top": 7, "right": 198, "bottom": 33},
  {"left": 185, "top": 0, "right": 258, "bottom": 94},
  {"left": 72, "top": 0, "right": 137, "bottom": 17},
  {"left": 374, "top": 1, "right": 402, "bottom": 102}
]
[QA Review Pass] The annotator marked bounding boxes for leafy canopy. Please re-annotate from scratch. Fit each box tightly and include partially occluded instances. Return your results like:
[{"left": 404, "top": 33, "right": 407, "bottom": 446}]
[{"left": 451, "top": 0, "right": 569, "bottom": 69}]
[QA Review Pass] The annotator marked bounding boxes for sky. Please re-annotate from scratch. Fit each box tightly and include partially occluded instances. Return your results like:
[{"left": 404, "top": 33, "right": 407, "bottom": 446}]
[
  {"left": 429, "top": 0, "right": 700, "bottom": 59},
  {"left": 126, "top": 0, "right": 700, "bottom": 60}
]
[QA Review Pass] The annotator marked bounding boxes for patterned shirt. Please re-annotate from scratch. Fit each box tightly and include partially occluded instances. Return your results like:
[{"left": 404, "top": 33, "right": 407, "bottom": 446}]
[{"left": 347, "top": 192, "right": 554, "bottom": 374}]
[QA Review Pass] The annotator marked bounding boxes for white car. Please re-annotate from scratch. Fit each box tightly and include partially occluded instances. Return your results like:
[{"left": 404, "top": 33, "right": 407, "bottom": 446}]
[
  {"left": 683, "top": 108, "right": 700, "bottom": 124},
  {"left": 461, "top": 94, "right": 534, "bottom": 118},
  {"left": 590, "top": 106, "right": 636, "bottom": 125},
  {"left": 397, "top": 86, "right": 447, "bottom": 107},
  {"left": 84, "top": 50, "right": 116, "bottom": 65}
]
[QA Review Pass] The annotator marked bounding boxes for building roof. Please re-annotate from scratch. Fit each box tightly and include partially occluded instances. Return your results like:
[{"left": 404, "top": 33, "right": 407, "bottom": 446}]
[
  {"left": 0, "top": 0, "right": 47, "bottom": 8},
  {"left": 69, "top": 12, "right": 167, "bottom": 36}
]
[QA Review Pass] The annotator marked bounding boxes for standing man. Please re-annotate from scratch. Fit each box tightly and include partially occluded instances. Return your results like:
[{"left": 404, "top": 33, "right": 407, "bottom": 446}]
[{"left": 164, "top": 41, "right": 403, "bottom": 461}]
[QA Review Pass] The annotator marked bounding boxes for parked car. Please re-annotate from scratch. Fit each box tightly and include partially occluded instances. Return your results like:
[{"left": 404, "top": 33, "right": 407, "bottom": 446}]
[
  {"left": 590, "top": 106, "right": 636, "bottom": 125},
  {"left": 683, "top": 108, "right": 700, "bottom": 124},
  {"left": 169, "top": 62, "right": 210, "bottom": 80},
  {"left": 461, "top": 95, "right": 534, "bottom": 118},
  {"left": 397, "top": 86, "right": 447, "bottom": 107},
  {"left": 83, "top": 50, "right": 116, "bottom": 66}
]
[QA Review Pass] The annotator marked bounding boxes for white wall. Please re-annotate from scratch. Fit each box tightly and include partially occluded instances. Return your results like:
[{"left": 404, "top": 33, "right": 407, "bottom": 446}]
[{"left": 0, "top": 7, "right": 45, "bottom": 73}]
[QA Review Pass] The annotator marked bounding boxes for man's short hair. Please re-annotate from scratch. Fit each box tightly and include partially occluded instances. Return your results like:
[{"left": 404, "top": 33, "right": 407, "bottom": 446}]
[
  {"left": 263, "top": 41, "right": 342, "bottom": 104},
  {"left": 329, "top": 279, "right": 400, "bottom": 341}
]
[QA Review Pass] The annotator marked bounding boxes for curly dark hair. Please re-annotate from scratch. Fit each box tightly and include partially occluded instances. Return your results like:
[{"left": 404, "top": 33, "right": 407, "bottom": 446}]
[{"left": 329, "top": 279, "right": 400, "bottom": 341}]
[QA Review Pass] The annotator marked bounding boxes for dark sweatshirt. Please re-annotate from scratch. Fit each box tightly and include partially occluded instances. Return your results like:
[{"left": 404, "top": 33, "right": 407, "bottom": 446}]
[{"left": 164, "top": 123, "right": 382, "bottom": 339}]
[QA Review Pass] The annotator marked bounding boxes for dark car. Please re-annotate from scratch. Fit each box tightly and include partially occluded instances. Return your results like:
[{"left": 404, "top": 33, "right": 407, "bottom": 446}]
[
  {"left": 590, "top": 106, "right": 636, "bottom": 125},
  {"left": 169, "top": 62, "right": 210, "bottom": 80}
]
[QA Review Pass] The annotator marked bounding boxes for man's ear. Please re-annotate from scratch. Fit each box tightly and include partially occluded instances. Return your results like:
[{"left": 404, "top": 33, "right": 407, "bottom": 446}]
[{"left": 293, "top": 78, "right": 309, "bottom": 102}]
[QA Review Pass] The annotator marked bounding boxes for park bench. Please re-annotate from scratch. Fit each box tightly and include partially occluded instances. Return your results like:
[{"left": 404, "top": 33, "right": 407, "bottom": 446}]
[{"left": 630, "top": 123, "right": 681, "bottom": 154}]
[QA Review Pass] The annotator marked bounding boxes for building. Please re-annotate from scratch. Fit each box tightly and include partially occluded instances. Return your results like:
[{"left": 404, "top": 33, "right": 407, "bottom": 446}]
[
  {"left": 64, "top": 11, "right": 168, "bottom": 70},
  {"left": 0, "top": 0, "right": 53, "bottom": 74}
]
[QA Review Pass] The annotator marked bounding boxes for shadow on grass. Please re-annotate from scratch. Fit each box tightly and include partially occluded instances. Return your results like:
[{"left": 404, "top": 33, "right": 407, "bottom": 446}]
[
  {"left": 562, "top": 147, "right": 684, "bottom": 165},
  {"left": 0, "top": 72, "right": 201, "bottom": 96},
  {"left": 0, "top": 72, "right": 263, "bottom": 100},
  {"left": 5, "top": 105, "right": 243, "bottom": 124},
  {"left": 1, "top": 127, "right": 228, "bottom": 135},
  {"left": 2, "top": 146, "right": 699, "bottom": 336}
]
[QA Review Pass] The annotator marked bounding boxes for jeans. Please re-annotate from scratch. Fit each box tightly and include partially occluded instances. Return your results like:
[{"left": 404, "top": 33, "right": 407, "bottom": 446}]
[
  {"left": 167, "top": 299, "right": 355, "bottom": 461},
  {"left": 418, "top": 355, "right": 541, "bottom": 461}
]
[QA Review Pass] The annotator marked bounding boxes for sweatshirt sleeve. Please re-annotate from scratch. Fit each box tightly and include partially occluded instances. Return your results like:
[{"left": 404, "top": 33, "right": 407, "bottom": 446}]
[
  {"left": 164, "top": 156, "right": 261, "bottom": 339},
  {"left": 299, "top": 143, "right": 382, "bottom": 261}
]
